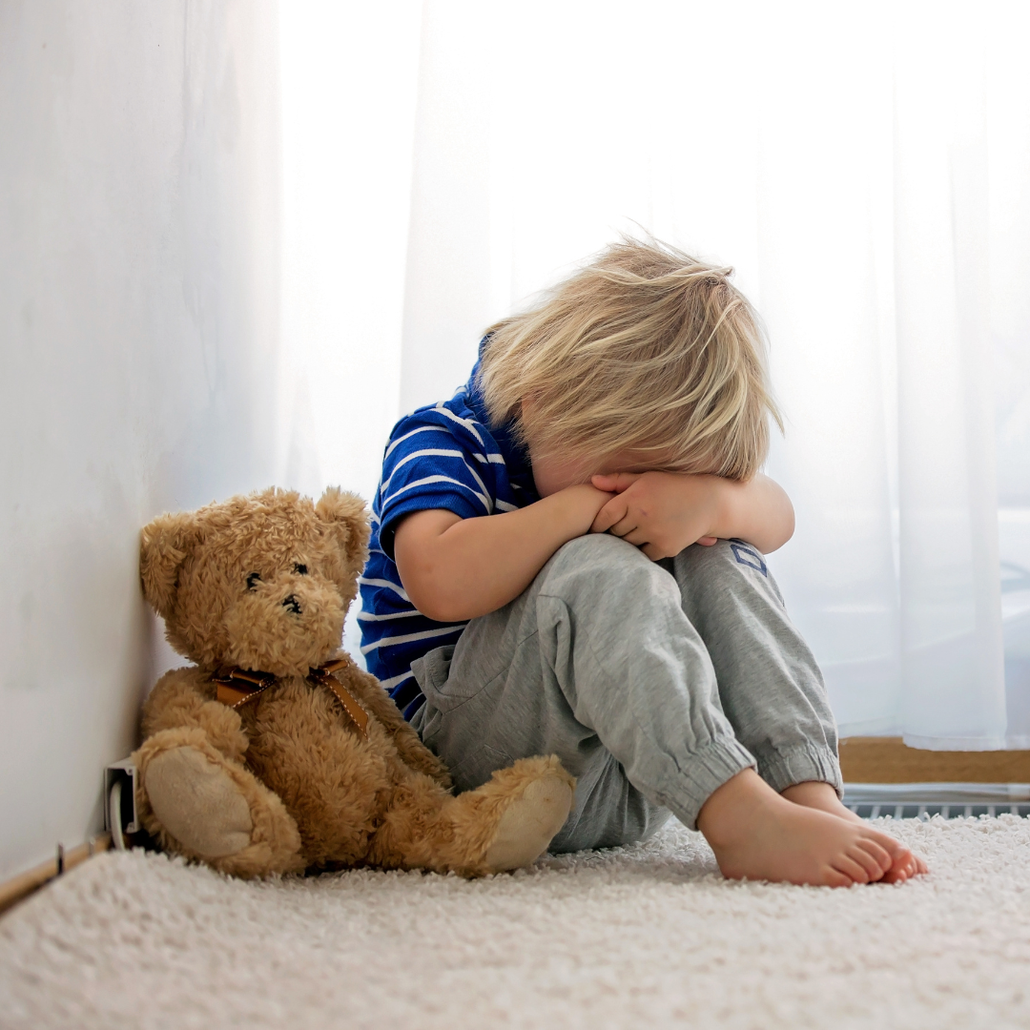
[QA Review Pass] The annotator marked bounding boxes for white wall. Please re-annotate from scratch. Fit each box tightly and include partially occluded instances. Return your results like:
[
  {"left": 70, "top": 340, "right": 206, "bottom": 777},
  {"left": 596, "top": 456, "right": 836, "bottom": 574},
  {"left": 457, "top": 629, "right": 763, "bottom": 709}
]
[
  {"left": 276, "top": 1, "right": 421, "bottom": 509},
  {"left": 0, "top": 0, "right": 280, "bottom": 879},
  {"left": 276, "top": 1, "right": 422, "bottom": 662}
]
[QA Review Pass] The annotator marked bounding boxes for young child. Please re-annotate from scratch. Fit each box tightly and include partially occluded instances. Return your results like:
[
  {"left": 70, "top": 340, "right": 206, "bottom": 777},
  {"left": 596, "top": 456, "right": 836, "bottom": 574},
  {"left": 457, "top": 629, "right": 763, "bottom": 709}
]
[{"left": 359, "top": 239, "right": 925, "bottom": 886}]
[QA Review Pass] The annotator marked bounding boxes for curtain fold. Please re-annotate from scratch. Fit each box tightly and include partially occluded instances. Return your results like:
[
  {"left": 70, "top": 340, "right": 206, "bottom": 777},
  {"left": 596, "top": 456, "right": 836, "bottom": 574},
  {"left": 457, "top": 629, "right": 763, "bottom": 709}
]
[
  {"left": 280, "top": 0, "right": 1030, "bottom": 747},
  {"left": 893, "top": 17, "right": 1007, "bottom": 745}
]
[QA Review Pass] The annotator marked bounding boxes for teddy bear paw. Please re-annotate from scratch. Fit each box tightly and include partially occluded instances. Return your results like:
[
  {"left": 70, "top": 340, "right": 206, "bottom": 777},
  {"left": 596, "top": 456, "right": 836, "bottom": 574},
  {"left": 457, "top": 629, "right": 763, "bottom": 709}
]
[
  {"left": 482, "top": 766, "right": 575, "bottom": 872},
  {"left": 145, "top": 745, "right": 254, "bottom": 859}
]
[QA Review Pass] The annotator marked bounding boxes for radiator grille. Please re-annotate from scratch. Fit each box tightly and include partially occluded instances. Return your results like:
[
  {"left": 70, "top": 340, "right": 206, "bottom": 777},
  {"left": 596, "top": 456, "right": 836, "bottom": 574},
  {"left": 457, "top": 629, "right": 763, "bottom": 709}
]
[
  {"left": 842, "top": 782, "right": 1030, "bottom": 820},
  {"left": 847, "top": 802, "right": 1030, "bottom": 820}
]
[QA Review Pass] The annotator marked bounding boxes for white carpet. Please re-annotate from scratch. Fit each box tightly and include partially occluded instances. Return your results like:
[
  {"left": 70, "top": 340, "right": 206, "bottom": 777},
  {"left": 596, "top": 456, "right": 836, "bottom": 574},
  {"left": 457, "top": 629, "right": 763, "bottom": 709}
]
[{"left": 3, "top": 816, "right": 1030, "bottom": 1029}]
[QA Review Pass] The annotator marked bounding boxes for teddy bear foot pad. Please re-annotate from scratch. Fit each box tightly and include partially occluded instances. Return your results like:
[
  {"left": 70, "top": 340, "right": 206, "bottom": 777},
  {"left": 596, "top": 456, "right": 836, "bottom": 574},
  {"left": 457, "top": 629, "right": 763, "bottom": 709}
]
[
  {"left": 483, "top": 771, "right": 575, "bottom": 872},
  {"left": 145, "top": 746, "right": 255, "bottom": 859}
]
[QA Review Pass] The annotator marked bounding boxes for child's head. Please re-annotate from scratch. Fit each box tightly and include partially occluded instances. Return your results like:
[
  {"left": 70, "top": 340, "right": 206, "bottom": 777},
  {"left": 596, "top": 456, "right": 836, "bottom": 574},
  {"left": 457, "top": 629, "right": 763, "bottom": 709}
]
[{"left": 477, "top": 238, "right": 781, "bottom": 482}]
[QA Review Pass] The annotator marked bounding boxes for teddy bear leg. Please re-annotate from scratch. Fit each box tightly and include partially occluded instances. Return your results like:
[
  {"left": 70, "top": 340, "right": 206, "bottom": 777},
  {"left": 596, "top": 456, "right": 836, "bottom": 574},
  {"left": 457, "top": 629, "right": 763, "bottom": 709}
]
[
  {"left": 134, "top": 727, "right": 305, "bottom": 878},
  {"left": 372, "top": 755, "right": 575, "bottom": 876},
  {"left": 453, "top": 755, "right": 575, "bottom": 873}
]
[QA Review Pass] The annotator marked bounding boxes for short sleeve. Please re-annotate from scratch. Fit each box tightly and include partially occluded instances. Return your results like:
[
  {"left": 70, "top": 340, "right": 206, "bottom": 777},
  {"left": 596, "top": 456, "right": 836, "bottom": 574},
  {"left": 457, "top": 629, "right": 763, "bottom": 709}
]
[{"left": 376, "top": 412, "right": 496, "bottom": 559}]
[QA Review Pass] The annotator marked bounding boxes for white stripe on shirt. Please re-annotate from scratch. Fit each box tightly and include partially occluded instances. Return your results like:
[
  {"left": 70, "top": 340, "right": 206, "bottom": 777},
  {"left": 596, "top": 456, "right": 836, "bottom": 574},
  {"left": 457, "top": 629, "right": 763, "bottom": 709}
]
[
  {"left": 360, "top": 624, "right": 465, "bottom": 655},
  {"left": 384, "top": 424, "right": 444, "bottom": 461},
  {"left": 383, "top": 475, "right": 491, "bottom": 514},
  {"left": 357, "top": 609, "right": 423, "bottom": 622},
  {"left": 357, "top": 576, "right": 410, "bottom": 601},
  {"left": 384, "top": 449, "right": 493, "bottom": 506},
  {"left": 378, "top": 670, "right": 416, "bottom": 690},
  {"left": 433, "top": 403, "right": 485, "bottom": 446},
  {"left": 380, "top": 448, "right": 469, "bottom": 497},
  {"left": 460, "top": 457, "right": 491, "bottom": 502}
]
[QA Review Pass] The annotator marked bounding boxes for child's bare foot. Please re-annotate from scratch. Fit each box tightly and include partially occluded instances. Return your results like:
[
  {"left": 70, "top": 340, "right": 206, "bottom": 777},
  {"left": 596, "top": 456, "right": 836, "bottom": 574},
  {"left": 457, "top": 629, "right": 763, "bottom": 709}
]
[
  {"left": 697, "top": 769, "right": 904, "bottom": 887},
  {"left": 781, "top": 780, "right": 928, "bottom": 882}
]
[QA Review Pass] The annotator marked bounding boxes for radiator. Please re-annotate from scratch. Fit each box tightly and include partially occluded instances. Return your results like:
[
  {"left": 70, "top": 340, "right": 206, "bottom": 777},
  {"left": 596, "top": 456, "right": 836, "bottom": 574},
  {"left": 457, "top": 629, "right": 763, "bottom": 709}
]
[{"left": 843, "top": 781, "right": 1030, "bottom": 820}]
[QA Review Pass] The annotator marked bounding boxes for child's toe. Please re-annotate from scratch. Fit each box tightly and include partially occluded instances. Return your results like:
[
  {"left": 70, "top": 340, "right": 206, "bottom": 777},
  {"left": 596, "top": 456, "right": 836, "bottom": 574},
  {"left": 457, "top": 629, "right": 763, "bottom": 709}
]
[
  {"left": 835, "top": 854, "right": 872, "bottom": 884},
  {"left": 849, "top": 843, "right": 887, "bottom": 881},
  {"left": 855, "top": 837, "right": 892, "bottom": 874}
]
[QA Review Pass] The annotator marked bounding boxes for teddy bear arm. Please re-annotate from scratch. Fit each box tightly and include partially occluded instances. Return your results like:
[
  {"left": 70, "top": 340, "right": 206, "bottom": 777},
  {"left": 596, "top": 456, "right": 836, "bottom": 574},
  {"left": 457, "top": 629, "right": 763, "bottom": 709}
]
[
  {"left": 142, "top": 668, "right": 249, "bottom": 763},
  {"left": 347, "top": 667, "right": 453, "bottom": 789}
]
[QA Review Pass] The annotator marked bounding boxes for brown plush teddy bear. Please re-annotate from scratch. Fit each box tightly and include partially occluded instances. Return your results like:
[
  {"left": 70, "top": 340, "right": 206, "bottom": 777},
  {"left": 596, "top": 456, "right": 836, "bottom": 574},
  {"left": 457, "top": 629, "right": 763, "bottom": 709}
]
[{"left": 133, "top": 487, "right": 575, "bottom": 878}]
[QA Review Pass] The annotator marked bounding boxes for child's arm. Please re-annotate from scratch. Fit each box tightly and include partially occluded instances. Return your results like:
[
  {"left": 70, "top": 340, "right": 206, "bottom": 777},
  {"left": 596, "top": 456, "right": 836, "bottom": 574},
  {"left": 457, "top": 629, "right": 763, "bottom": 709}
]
[
  {"left": 392, "top": 484, "right": 613, "bottom": 623},
  {"left": 589, "top": 472, "right": 794, "bottom": 560}
]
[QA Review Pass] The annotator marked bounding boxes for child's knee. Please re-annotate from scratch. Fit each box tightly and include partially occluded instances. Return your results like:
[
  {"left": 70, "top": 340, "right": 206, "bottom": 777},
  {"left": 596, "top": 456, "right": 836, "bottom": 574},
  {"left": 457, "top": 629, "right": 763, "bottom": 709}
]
[
  {"left": 546, "top": 533, "right": 654, "bottom": 585},
  {"left": 539, "top": 533, "right": 679, "bottom": 609}
]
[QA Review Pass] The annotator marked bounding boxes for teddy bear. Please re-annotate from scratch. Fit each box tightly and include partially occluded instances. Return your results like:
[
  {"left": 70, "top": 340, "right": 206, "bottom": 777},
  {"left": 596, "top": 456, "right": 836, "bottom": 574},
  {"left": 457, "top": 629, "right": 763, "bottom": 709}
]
[{"left": 133, "top": 486, "right": 575, "bottom": 878}]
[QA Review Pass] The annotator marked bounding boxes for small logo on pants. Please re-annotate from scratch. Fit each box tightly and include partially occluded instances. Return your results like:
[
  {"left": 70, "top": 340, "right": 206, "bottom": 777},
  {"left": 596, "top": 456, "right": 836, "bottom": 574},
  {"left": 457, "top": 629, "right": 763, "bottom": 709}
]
[{"left": 730, "top": 540, "right": 767, "bottom": 577}]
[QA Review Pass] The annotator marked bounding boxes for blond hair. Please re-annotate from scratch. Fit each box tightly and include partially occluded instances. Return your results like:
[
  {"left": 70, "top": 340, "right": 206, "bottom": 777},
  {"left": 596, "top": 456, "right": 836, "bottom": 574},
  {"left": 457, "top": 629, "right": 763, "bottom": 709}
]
[{"left": 477, "top": 238, "right": 782, "bottom": 481}]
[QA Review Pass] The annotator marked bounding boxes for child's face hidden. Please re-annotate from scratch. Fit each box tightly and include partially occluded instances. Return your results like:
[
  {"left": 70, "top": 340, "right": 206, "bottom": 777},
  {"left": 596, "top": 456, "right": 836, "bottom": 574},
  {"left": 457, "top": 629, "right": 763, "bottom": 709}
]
[
  {"left": 529, "top": 451, "right": 595, "bottom": 498},
  {"left": 521, "top": 396, "right": 671, "bottom": 497},
  {"left": 529, "top": 445, "right": 670, "bottom": 497}
]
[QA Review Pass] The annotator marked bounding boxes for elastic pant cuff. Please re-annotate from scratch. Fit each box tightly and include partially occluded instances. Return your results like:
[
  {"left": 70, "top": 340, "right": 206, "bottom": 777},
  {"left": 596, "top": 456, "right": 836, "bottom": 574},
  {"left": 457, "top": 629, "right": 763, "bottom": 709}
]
[
  {"left": 756, "top": 744, "right": 843, "bottom": 797},
  {"left": 656, "top": 736, "right": 757, "bottom": 831}
]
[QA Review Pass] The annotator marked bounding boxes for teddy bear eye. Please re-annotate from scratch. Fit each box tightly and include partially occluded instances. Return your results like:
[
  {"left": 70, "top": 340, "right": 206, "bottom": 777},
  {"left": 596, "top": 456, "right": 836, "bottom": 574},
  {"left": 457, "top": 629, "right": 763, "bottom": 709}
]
[
  {"left": 246, "top": 572, "right": 262, "bottom": 591},
  {"left": 293, "top": 563, "right": 308, "bottom": 575}
]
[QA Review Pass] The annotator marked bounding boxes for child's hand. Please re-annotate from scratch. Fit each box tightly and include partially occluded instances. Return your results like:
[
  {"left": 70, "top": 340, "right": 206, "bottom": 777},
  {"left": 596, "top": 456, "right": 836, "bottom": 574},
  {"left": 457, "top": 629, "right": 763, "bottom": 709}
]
[{"left": 589, "top": 472, "right": 722, "bottom": 560}]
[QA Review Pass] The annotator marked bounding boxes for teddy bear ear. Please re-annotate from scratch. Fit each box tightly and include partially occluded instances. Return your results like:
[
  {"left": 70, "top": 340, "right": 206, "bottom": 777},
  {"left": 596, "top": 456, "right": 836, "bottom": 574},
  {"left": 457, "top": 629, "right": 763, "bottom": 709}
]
[
  {"left": 139, "top": 511, "right": 203, "bottom": 619},
  {"left": 315, "top": 487, "right": 370, "bottom": 569}
]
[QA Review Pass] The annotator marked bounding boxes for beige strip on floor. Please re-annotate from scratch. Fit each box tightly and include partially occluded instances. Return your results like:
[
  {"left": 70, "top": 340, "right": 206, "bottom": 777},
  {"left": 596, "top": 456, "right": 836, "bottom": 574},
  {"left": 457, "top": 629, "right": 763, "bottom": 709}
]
[{"left": 0, "top": 834, "right": 112, "bottom": 917}]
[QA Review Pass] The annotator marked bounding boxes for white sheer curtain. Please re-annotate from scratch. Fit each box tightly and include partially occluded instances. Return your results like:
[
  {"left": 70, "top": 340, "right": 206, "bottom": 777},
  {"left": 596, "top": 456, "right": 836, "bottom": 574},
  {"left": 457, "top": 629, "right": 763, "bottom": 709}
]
[{"left": 279, "top": 0, "right": 1030, "bottom": 749}]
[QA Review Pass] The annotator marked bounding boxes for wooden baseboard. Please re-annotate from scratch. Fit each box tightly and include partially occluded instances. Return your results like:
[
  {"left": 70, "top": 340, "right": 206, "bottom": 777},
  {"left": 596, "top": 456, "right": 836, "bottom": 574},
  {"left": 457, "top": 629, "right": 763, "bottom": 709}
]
[
  {"left": 840, "top": 737, "right": 1030, "bottom": 784},
  {"left": 0, "top": 834, "right": 112, "bottom": 918}
]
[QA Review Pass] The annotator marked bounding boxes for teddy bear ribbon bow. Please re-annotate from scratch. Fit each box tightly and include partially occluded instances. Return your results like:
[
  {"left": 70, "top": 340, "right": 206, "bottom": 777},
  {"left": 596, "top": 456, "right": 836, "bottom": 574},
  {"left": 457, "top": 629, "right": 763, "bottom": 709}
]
[{"left": 214, "top": 659, "right": 370, "bottom": 739}]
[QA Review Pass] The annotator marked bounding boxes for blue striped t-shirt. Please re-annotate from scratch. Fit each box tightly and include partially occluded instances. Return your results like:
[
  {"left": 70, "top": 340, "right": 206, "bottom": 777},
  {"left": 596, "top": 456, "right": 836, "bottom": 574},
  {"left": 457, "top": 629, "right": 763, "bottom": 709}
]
[{"left": 358, "top": 355, "right": 539, "bottom": 719}]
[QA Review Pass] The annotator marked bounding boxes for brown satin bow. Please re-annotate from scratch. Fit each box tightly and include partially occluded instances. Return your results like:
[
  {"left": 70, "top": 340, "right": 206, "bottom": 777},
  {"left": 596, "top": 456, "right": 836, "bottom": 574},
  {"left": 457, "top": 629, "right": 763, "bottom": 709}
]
[{"left": 213, "top": 657, "right": 370, "bottom": 739}]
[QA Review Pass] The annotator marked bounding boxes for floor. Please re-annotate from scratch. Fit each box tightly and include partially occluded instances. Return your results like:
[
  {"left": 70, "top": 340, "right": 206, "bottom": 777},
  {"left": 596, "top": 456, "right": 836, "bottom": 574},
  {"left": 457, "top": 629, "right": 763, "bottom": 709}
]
[{"left": 3, "top": 812, "right": 1030, "bottom": 1029}]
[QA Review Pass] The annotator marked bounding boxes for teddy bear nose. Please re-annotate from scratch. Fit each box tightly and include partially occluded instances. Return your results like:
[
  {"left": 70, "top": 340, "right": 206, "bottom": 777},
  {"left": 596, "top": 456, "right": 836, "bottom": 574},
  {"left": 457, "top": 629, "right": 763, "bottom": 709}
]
[{"left": 281, "top": 594, "right": 302, "bottom": 615}]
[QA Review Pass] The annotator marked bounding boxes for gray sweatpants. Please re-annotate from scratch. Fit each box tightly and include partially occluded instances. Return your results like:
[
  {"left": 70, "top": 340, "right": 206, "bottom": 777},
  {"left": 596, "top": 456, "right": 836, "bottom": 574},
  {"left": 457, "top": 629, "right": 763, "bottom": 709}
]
[{"left": 410, "top": 535, "right": 841, "bottom": 852}]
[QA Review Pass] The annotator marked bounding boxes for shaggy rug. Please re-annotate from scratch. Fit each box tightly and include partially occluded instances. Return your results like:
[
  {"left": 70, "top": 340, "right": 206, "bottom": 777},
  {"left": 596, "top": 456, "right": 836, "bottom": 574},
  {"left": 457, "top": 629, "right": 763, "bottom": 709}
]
[{"left": 2, "top": 816, "right": 1029, "bottom": 1029}]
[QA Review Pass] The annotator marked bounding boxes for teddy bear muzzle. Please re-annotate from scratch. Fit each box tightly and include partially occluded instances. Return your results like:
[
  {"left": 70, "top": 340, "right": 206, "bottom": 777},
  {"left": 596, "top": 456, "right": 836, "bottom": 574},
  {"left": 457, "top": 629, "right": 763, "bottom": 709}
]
[{"left": 223, "top": 577, "right": 346, "bottom": 677}]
